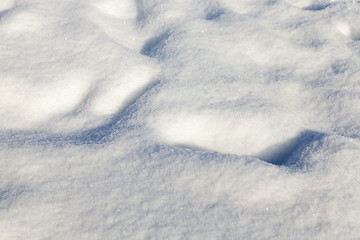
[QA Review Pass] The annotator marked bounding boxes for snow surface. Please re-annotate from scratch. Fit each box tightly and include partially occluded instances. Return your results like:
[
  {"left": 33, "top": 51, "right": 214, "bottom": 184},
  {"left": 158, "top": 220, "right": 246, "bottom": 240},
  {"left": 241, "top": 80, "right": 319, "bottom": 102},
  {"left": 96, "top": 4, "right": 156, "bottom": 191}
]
[{"left": 1, "top": 0, "right": 360, "bottom": 239}]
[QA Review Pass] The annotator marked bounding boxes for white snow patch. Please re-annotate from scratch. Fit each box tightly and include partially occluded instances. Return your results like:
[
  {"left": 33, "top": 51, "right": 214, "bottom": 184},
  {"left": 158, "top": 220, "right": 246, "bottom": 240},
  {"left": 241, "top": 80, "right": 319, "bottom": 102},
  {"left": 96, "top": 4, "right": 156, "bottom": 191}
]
[
  {"left": 89, "top": 65, "right": 158, "bottom": 116},
  {"left": 91, "top": 0, "right": 137, "bottom": 19},
  {"left": 336, "top": 21, "right": 360, "bottom": 41},
  {"left": 1, "top": 0, "right": 360, "bottom": 239},
  {"left": 1, "top": 11, "right": 46, "bottom": 34},
  {"left": 0, "top": 0, "right": 14, "bottom": 12},
  {"left": 0, "top": 71, "right": 92, "bottom": 129},
  {"left": 150, "top": 112, "right": 304, "bottom": 160}
]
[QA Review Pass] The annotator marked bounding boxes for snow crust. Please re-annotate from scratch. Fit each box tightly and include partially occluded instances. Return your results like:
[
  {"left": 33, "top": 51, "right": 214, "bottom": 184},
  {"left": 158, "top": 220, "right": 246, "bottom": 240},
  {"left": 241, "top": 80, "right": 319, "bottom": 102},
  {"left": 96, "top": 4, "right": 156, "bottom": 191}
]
[{"left": 1, "top": 0, "right": 360, "bottom": 239}]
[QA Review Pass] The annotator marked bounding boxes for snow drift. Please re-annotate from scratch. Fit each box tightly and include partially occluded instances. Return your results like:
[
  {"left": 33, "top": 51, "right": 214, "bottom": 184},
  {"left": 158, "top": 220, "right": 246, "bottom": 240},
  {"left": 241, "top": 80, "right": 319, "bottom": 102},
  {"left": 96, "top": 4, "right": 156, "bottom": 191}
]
[{"left": 1, "top": 0, "right": 360, "bottom": 239}]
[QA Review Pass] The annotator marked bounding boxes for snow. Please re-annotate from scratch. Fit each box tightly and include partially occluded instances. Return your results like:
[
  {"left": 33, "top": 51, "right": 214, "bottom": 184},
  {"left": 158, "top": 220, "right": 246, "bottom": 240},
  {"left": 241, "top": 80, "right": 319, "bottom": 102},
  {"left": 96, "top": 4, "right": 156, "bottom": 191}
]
[{"left": 1, "top": 0, "right": 360, "bottom": 239}]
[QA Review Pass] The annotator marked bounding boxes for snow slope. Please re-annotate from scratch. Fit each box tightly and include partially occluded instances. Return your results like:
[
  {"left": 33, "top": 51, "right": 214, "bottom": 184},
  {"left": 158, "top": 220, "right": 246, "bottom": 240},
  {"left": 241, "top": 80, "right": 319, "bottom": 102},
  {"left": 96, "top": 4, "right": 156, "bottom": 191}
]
[{"left": 1, "top": 0, "right": 360, "bottom": 239}]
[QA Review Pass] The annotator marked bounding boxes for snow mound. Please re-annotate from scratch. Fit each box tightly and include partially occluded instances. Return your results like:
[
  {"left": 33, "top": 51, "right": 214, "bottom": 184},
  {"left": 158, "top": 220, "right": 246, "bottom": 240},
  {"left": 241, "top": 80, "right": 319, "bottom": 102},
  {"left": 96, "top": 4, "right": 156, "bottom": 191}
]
[
  {"left": 0, "top": 0, "right": 159, "bottom": 132},
  {"left": 2, "top": 0, "right": 360, "bottom": 239}
]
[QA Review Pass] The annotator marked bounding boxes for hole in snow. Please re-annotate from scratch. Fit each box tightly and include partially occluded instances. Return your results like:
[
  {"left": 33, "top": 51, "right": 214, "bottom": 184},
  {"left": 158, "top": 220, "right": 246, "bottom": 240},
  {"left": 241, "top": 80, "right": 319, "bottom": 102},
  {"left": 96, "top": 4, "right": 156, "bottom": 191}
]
[
  {"left": 257, "top": 130, "right": 325, "bottom": 166},
  {"left": 149, "top": 112, "right": 313, "bottom": 165}
]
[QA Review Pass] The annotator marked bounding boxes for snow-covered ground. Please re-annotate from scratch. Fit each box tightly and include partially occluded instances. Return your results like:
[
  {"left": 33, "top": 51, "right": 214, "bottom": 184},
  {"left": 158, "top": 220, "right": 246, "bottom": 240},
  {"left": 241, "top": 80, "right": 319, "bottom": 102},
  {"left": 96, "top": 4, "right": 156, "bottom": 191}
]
[{"left": 1, "top": 0, "right": 360, "bottom": 239}]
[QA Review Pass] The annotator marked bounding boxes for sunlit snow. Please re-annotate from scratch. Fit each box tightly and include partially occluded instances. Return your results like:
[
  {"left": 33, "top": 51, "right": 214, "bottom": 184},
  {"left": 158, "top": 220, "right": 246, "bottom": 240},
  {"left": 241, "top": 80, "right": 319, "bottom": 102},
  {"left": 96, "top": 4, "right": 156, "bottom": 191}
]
[{"left": 1, "top": 0, "right": 360, "bottom": 239}]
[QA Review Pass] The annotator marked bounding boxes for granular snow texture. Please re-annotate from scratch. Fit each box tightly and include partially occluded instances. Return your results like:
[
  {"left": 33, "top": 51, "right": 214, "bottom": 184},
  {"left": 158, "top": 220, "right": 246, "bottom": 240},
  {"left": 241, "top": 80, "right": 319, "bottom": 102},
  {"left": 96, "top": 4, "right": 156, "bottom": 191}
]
[{"left": 1, "top": 0, "right": 360, "bottom": 239}]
